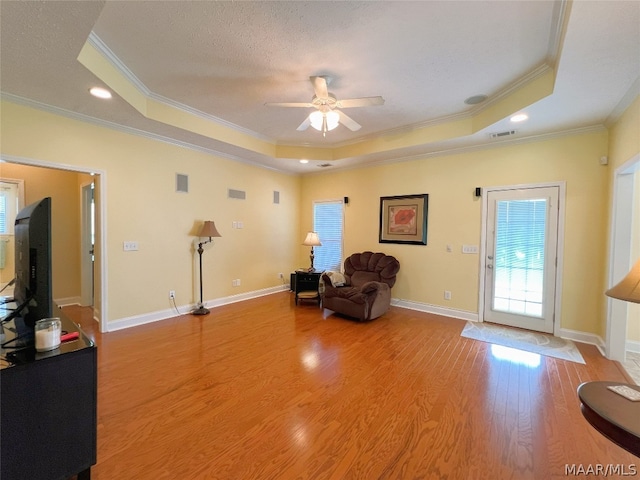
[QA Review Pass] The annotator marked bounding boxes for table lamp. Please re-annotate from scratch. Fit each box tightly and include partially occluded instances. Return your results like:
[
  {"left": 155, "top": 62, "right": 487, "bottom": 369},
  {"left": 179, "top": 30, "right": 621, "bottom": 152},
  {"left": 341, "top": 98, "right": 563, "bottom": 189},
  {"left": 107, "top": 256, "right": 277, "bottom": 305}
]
[{"left": 302, "top": 232, "right": 321, "bottom": 272}]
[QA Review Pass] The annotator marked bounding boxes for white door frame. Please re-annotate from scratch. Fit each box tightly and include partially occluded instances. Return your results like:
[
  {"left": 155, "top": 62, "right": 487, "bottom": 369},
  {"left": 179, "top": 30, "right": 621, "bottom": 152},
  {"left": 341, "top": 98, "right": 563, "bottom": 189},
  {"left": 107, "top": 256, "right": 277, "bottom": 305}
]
[
  {"left": 1, "top": 154, "right": 108, "bottom": 333},
  {"left": 478, "top": 181, "right": 566, "bottom": 337},
  {"left": 606, "top": 154, "right": 639, "bottom": 361}
]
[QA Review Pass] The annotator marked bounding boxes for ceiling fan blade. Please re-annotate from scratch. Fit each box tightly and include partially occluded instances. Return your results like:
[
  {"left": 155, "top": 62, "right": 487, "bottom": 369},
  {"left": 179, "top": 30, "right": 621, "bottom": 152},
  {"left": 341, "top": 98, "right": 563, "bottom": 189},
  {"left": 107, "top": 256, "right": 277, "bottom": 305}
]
[
  {"left": 265, "top": 102, "right": 313, "bottom": 108},
  {"left": 296, "top": 115, "right": 311, "bottom": 131},
  {"left": 310, "top": 76, "right": 329, "bottom": 99},
  {"left": 336, "top": 96, "right": 385, "bottom": 108},
  {"left": 338, "top": 111, "right": 361, "bottom": 131}
]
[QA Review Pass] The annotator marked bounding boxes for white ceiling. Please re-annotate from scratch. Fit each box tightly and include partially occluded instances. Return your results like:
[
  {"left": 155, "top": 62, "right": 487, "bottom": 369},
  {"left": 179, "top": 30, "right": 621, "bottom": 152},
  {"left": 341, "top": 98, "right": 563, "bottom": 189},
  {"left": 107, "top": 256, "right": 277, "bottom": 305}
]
[{"left": 1, "top": 1, "right": 639, "bottom": 174}]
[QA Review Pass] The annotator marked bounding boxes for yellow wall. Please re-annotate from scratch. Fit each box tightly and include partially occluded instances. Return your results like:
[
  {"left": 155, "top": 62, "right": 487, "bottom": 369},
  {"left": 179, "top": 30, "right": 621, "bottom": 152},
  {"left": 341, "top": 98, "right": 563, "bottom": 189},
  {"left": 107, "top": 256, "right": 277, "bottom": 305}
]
[
  {"left": 0, "top": 163, "right": 91, "bottom": 301},
  {"left": 1, "top": 100, "right": 301, "bottom": 323},
  {"left": 2, "top": 95, "right": 638, "bottom": 341},
  {"left": 628, "top": 172, "right": 640, "bottom": 343},
  {"left": 301, "top": 130, "right": 610, "bottom": 334}
]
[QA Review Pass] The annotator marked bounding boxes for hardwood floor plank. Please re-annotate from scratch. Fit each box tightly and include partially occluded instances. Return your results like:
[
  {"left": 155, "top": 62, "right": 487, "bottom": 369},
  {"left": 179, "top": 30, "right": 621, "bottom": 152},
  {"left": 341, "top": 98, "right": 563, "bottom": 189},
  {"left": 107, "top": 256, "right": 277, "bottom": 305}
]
[{"left": 61, "top": 294, "right": 637, "bottom": 480}]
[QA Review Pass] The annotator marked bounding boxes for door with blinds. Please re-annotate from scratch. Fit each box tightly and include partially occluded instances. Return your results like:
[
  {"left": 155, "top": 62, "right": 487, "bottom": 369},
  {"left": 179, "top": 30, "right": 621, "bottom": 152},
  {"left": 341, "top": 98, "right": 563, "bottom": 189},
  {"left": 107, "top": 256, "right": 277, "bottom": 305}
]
[{"left": 483, "top": 186, "right": 560, "bottom": 333}]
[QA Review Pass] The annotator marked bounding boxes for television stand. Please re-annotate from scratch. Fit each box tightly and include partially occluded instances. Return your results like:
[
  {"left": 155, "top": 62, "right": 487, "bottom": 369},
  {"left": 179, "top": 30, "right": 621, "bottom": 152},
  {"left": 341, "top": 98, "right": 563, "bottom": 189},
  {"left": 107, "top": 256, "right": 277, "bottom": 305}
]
[{"left": 1, "top": 312, "right": 97, "bottom": 480}]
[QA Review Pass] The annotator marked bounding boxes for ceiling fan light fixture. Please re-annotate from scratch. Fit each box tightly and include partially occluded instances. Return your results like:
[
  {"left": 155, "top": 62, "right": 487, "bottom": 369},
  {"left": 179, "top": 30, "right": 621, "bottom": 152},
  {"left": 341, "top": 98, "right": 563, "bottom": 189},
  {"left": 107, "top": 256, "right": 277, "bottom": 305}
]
[
  {"left": 326, "top": 111, "right": 340, "bottom": 131},
  {"left": 309, "top": 111, "right": 324, "bottom": 131}
]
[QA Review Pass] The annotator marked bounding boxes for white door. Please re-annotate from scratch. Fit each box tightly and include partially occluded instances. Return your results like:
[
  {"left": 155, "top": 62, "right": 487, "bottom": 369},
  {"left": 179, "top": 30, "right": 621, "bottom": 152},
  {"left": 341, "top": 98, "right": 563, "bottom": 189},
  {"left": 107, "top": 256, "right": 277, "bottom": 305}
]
[
  {"left": 483, "top": 186, "right": 560, "bottom": 333},
  {"left": 80, "top": 182, "right": 95, "bottom": 307}
]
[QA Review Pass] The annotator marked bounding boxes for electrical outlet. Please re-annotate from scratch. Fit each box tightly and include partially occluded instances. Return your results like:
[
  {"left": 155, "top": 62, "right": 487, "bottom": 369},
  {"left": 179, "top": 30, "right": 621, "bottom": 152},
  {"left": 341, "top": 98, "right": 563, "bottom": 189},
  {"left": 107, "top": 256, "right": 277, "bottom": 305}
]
[
  {"left": 232, "top": 279, "right": 241, "bottom": 287},
  {"left": 169, "top": 290, "right": 175, "bottom": 299},
  {"left": 444, "top": 290, "right": 452, "bottom": 300},
  {"left": 278, "top": 273, "right": 284, "bottom": 279}
]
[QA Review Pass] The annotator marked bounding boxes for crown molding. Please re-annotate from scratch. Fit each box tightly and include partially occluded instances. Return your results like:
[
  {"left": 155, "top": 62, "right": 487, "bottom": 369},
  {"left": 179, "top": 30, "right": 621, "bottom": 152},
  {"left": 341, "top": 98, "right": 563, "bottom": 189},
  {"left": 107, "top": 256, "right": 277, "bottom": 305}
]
[
  {"left": 605, "top": 75, "right": 640, "bottom": 126},
  {"left": 87, "top": 32, "right": 273, "bottom": 143},
  {"left": 1, "top": 92, "right": 290, "bottom": 175},
  {"left": 306, "top": 124, "right": 606, "bottom": 175}
]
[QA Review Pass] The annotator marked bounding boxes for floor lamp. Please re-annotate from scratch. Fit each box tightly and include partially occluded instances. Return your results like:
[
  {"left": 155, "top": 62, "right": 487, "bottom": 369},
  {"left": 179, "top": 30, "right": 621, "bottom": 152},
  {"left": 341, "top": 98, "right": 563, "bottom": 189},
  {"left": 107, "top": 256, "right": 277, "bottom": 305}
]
[{"left": 193, "top": 221, "right": 222, "bottom": 315}]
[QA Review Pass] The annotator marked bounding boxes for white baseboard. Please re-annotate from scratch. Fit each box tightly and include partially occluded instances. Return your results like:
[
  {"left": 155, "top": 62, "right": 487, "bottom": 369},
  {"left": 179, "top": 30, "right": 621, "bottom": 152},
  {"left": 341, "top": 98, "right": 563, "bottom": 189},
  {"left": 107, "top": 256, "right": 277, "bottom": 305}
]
[
  {"left": 55, "top": 296, "right": 82, "bottom": 308},
  {"left": 627, "top": 339, "right": 640, "bottom": 354},
  {"left": 391, "top": 298, "right": 478, "bottom": 322},
  {"left": 559, "top": 327, "right": 606, "bottom": 356},
  {"left": 107, "top": 284, "right": 289, "bottom": 332}
]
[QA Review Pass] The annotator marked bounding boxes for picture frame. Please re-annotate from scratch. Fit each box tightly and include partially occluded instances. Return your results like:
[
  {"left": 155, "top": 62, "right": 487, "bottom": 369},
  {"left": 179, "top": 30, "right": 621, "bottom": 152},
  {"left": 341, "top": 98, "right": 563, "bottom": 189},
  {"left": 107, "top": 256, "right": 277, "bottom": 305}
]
[{"left": 379, "top": 194, "right": 428, "bottom": 245}]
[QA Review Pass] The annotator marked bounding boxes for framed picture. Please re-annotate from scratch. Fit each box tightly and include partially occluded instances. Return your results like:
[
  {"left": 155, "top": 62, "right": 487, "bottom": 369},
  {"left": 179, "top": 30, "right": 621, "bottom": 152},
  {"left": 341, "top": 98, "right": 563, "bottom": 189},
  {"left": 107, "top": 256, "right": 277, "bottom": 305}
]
[{"left": 379, "top": 194, "right": 428, "bottom": 245}]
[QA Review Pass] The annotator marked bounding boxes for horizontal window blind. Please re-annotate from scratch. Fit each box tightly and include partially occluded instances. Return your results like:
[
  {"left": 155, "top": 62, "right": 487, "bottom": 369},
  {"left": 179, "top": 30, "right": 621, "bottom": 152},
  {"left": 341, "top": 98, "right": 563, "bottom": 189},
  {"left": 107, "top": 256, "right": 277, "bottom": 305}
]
[
  {"left": 313, "top": 200, "right": 344, "bottom": 272},
  {"left": 0, "top": 194, "right": 6, "bottom": 234},
  {"left": 494, "top": 198, "right": 547, "bottom": 317}
]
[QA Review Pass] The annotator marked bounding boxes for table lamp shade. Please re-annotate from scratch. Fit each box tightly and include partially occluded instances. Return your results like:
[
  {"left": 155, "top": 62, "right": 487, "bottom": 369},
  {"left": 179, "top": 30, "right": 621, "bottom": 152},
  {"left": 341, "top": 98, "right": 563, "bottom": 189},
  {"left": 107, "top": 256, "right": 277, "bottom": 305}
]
[
  {"left": 303, "top": 232, "right": 322, "bottom": 246},
  {"left": 606, "top": 259, "right": 640, "bottom": 304},
  {"left": 199, "top": 221, "right": 221, "bottom": 238}
]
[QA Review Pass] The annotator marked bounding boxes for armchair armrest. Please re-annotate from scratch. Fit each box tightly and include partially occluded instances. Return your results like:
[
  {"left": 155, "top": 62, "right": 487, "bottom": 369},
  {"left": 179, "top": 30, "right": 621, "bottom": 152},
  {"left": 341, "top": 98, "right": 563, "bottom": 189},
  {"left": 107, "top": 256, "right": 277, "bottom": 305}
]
[{"left": 359, "top": 281, "right": 389, "bottom": 295}]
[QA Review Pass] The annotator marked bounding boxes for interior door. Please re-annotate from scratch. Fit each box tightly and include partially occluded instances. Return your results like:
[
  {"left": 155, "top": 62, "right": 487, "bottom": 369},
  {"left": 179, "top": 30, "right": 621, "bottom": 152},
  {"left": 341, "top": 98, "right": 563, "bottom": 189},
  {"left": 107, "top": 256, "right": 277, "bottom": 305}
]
[
  {"left": 80, "top": 182, "right": 95, "bottom": 307},
  {"left": 483, "top": 186, "right": 560, "bottom": 333}
]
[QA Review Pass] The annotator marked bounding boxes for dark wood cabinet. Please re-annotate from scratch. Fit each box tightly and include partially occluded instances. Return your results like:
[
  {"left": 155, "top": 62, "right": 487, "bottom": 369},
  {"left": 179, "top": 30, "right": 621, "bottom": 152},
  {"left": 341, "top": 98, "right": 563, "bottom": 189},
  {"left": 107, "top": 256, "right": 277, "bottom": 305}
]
[
  {"left": 1, "top": 314, "right": 97, "bottom": 480},
  {"left": 294, "top": 270, "right": 322, "bottom": 305}
]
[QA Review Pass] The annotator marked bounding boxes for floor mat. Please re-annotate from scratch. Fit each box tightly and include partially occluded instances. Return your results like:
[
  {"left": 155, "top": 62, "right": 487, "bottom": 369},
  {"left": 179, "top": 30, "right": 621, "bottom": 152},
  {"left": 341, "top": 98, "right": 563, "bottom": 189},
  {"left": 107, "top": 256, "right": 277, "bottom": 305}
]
[{"left": 461, "top": 321, "right": 585, "bottom": 364}]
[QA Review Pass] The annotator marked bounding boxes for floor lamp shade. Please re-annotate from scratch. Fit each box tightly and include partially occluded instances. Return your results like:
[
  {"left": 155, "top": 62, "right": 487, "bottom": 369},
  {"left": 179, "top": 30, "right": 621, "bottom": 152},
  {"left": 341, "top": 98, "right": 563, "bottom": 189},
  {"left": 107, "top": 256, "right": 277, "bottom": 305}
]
[
  {"left": 606, "top": 259, "right": 640, "bottom": 304},
  {"left": 199, "top": 220, "right": 222, "bottom": 239},
  {"left": 193, "top": 221, "right": 222, "bottom": 315}
]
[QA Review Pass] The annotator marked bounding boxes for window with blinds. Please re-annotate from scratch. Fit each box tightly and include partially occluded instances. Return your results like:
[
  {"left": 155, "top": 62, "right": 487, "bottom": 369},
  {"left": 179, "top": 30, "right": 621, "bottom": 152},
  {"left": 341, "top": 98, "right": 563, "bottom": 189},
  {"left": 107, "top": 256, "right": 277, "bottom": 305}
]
[
  {"left": 313, "top": 200, "right": 344, "bottom": 272},
  {"left": 0, "top": 194, "right": 6, "bottom": 234},
  {"left": 493, "top": 198, "right": 547, "bottom": 317}
]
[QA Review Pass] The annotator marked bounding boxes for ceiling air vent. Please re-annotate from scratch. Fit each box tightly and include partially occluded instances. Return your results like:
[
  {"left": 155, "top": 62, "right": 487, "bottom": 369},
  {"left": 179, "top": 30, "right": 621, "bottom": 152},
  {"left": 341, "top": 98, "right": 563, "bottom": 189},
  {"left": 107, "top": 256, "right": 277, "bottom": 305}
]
[
  {"left": 318, "top": 163, "right": 333, "bottom": 168},
  {"left": 490, "top": 130, "right": 517, "bottom": 139}
]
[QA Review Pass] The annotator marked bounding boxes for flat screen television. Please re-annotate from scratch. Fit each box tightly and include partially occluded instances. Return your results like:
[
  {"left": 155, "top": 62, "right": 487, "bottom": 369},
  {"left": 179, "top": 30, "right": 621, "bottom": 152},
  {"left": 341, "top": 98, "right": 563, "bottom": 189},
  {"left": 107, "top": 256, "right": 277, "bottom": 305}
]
[{"left": 13, "top": 197, "right": 53, "bottom": 328}]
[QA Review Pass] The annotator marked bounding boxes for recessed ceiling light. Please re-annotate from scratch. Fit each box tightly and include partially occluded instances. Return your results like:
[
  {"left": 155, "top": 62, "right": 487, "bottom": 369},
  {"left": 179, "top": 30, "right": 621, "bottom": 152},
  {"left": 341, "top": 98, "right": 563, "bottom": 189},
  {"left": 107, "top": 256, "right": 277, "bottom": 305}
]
[
  {"left": 510, "top": 113, "right": 528, "bottom": 122},
  {"left": 299, "top": 159, "right": 309, "bottom": 164},
  {"left": 464, "top": 94, "right": 488, "bottom": 105},
  {"left": 89, "top": 87, "right": 112, "bottom": 99}
]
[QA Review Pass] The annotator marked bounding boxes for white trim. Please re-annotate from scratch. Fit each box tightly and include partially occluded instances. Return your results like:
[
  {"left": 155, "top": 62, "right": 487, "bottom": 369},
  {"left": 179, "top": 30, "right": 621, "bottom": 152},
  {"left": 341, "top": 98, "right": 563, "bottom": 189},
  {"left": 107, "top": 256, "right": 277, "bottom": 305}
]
[
  {"left": 478, "top": 181, "right": 566, "bottom": 337},
  {"left": 627, "top": 339, "right": 640, "bottom": 354},
  {"left": 606, "top": 153, "right": 640, "bottom": 360},
  {"left": 391, "top": 298, "right": 478, "bottom": 322},
  {"left": 1, "top": 154, "right": 109, "bottom": 333},
  {"left": 106, "top": 284, "right": 289, "bottom": 332},
  {"left": 87, "top": 32, "right": 272, "bottom": 142},
  {"left": 55, "top": 296, "right": 82, "bottom": 308},
  {"left": 559, "top": 327, "right": 606, "bottom": 357},
  {"left": 0, "top": 93, "right": 291, "bottom": 176}
]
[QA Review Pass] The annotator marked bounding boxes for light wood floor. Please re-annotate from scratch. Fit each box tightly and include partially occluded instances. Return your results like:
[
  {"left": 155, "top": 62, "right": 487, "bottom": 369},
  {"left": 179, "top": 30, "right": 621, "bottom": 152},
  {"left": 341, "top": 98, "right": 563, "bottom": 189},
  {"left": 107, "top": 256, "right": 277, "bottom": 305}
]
[{"left": 64, "top": 293, "right": 637, "bottom": 479}]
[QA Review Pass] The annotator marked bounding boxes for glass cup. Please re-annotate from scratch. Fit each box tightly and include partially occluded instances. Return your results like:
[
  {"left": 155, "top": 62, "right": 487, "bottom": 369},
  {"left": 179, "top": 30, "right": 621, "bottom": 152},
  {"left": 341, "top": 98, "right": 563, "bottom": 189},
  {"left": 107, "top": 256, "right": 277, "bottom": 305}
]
[{"left": 34, "top": 317, "right": 62, "bottom": 352}]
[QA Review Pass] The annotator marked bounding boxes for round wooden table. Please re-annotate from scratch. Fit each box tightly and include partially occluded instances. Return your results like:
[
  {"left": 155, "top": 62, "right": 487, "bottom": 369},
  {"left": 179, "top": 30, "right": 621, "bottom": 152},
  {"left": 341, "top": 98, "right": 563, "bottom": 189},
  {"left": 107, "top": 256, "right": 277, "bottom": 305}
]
[{"left": 577, "top": 381, "right": 640, "bottom": 457}]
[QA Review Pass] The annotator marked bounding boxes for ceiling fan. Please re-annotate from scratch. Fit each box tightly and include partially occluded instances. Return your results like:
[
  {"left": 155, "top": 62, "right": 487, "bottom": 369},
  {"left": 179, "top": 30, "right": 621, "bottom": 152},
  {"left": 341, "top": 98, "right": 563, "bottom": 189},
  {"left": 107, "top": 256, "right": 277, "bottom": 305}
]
[{"left": 265, "top": 76, "right": 384, "bottom": 135}]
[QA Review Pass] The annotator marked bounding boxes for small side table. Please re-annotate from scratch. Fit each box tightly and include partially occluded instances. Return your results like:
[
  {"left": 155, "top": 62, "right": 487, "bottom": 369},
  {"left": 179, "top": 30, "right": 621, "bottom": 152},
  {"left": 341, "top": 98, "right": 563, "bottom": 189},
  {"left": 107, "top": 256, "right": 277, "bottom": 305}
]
[
  {"left": 294, "top": 270, "right": 322, "bottom": 306},
  {"left": 577, "top": 381, "right": 640, "bottom": 457}
]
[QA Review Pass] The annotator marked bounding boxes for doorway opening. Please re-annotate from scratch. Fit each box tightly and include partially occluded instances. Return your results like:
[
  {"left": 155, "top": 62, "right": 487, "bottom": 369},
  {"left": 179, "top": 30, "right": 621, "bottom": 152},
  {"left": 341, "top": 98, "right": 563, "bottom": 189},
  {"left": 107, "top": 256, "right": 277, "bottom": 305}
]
[{"left": 1, "top": 155, "right": 107, "bottom": 332}]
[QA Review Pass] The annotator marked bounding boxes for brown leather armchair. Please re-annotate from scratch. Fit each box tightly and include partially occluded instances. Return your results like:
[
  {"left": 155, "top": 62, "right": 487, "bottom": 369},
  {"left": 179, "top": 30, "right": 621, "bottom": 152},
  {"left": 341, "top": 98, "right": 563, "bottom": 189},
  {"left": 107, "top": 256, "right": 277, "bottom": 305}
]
[{"left": 321, "top": 251, "right": 400, "bottom": 321}]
